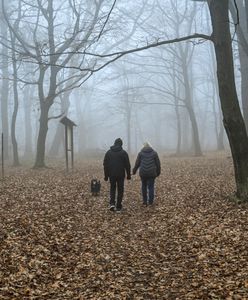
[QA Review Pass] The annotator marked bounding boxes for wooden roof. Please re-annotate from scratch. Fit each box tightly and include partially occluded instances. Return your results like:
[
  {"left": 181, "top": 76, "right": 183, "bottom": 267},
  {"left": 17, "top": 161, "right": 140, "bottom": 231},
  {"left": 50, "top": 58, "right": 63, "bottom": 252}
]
[{"left": 60, "top": 116, "right": 77, "bottom": 127}]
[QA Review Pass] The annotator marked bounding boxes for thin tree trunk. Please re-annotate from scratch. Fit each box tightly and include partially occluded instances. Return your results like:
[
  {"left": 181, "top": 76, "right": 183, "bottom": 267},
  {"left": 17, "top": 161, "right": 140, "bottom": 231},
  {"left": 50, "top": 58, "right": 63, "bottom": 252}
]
[
  {"left": 11, "top": 74, "right": 20, "bottom": 166},
  {"left": 209, "top": 0, "right": 248, "bottom": 199},
  {"left": 127, "top": 106, "right": 131, "bottom": 154},
  {"left": 210, "top": 48, "right": 225, "bottom": 151},
  {"left": 10, "top": 32, "right": 20, "bottom": 166},
  {"left": 182, "top": 62, "right": 202, "bottom": 156},
  {"left": 177, "top": 39, "right": 202, "bottom": 156},
  {"left": 175, "top": 100, "right": 182, "bottom": 155},
  {"left": 172, "top": 60, "right": 182, "bottom": 155},
  {"left": 23, "top": 85, "right": 33, "bottom": 157},
  {"left": 186, "top": 105, "right": 202, "bottom": 156},
  {"left": 75, "top": 95, "right": 85, "bottom": 154}
]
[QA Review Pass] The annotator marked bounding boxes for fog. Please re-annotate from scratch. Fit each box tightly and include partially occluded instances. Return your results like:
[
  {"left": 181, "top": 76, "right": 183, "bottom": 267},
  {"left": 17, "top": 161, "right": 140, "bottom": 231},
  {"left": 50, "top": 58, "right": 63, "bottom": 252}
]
[{"left": 0, "top": 0, "right": 242, "bottom": 166}]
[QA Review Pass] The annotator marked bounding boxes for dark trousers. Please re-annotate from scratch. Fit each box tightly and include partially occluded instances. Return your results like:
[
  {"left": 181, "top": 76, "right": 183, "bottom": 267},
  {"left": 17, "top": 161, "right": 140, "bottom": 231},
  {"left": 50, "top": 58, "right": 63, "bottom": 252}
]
[
  {"left": 109, "top": 177, "right": 124, "bottom": 209},
  {"left": 141, "top": 177, "right": 155, "bottom": 204}
]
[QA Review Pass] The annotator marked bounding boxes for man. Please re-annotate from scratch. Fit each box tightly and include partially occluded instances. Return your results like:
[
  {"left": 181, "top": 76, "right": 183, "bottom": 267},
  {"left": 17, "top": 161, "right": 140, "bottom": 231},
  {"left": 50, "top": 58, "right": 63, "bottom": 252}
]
[
  {"left": 103, "top": 138, "right": 131, "bottom": 212},
  {"left": 133, "top": 142, "right": 161, "bottom": 206}
]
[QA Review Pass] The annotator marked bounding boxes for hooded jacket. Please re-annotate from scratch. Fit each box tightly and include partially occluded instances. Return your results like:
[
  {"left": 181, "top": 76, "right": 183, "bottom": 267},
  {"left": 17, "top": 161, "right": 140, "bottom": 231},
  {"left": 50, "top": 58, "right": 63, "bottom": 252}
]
[
  {"left": 103, "top": 144, "right": 131, "bottom": 179},
  {"left": 133, "top": 146, "right": 161, "bottom": 178}
]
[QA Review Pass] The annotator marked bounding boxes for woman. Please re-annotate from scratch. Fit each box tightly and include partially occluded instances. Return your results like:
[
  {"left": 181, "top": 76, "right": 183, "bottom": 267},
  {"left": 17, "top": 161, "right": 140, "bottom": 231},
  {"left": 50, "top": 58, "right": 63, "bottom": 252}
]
[{"left": 133, "top": 142, "right": 161, "bottom": 205}]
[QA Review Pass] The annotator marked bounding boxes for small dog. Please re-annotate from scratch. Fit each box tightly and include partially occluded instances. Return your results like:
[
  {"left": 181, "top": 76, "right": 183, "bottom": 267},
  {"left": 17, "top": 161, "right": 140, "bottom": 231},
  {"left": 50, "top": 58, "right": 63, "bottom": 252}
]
[{"left": 91, "top": 179, "right": 101, "bottom": 196}]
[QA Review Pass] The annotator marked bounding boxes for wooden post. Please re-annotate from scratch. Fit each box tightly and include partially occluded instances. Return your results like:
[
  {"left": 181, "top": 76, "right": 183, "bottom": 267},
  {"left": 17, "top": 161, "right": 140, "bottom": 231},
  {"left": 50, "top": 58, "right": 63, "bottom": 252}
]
[
  {"left": 71, "top": 127, "right": 74, "bottom": 170},
  {"left": 65, "top": 125, "right": 69, "bottom": 173},
  {"left": 1, "top": 133, "right": 4, "bottom": 178}
]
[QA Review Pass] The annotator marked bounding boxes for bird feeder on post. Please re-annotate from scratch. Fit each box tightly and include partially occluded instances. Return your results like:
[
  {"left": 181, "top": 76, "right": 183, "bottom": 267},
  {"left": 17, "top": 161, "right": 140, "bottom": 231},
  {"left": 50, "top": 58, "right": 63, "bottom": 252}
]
[{"left": 60, "top": 116, "right": 77, "bottom": 172}]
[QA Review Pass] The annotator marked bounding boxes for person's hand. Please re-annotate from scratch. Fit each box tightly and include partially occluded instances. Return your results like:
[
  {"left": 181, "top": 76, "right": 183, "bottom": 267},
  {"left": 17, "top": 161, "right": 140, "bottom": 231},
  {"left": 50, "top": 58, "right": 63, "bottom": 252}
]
[
  {"left": 127, "top": 175, "right": 131, "bottom": 180},
  {"left": 132, "top": 169, "right": 136, "bottom": 175},
  {"left": 104, "top": 177, "right": 108, "bottom": 181}
]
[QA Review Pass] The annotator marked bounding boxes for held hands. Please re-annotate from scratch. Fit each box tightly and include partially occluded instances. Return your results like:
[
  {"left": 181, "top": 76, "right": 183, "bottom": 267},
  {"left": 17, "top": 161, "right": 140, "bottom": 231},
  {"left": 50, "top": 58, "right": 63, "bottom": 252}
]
[
  {"left": 127, "top": 174, "right": 131, "bottom": 180},
  {"left": 104, "top": 177, "right": 108, "bottom": 181}
]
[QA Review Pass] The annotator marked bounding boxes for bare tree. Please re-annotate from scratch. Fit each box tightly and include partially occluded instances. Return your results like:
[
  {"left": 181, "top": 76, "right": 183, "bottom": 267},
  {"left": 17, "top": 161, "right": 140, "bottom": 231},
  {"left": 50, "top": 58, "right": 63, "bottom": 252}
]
[
  {"left": 2, "top": 0, "right": 149, "bottom": 167},
  {"left": 0, "top": 4, "right": 9, "bottom": 159},
  {"left": 207, "top": 0, "right": 248, "bottom": 199},
  {"left": 9, "top": 1, "right": 22, "bottom": 166}
]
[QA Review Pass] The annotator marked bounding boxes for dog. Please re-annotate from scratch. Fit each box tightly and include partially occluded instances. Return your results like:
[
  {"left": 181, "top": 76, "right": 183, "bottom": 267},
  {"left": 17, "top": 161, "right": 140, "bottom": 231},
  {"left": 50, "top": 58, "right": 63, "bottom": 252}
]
[{"left": 91, "top": 179, "right": 101, "bottom": 196}]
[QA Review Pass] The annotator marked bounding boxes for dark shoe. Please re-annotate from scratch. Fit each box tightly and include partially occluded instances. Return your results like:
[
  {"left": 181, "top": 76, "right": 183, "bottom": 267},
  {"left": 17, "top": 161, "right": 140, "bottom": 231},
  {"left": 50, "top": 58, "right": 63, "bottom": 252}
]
[
  {"left": 148, "top": 201, "right": 154, "bottom": 206},
  {"left": 115, "top": 208, "right": 122, "bottom": 213},
  {"left": 109, "top": 205, "right": 115, "bottom": 211},
  {"left": 143, "top": 202, "right": 147, "bottom": 206}
]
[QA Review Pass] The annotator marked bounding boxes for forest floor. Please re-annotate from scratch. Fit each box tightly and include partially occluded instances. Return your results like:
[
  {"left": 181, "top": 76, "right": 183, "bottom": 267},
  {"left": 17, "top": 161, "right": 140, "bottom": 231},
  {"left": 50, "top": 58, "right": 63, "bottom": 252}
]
[{"left": 1, "top": 152, "right": 248, "bottom": 299}]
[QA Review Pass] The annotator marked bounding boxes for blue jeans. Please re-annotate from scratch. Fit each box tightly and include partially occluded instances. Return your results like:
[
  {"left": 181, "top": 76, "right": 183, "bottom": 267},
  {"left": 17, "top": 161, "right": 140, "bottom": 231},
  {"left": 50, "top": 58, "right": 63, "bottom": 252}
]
[{"left": 141, "top": 177, "right": 155, "bottom": 204}]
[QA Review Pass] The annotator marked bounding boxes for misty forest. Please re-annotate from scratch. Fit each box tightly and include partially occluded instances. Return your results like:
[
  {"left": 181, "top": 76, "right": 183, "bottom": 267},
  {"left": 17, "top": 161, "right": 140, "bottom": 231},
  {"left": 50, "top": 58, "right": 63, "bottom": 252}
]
[{"left": 1, "top": 0, "right": 248, "bottom": 299}]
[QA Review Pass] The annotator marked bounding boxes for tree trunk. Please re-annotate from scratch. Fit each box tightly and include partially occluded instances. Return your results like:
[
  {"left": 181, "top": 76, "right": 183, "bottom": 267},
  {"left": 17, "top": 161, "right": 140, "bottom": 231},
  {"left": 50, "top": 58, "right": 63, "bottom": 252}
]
[
  {"left": 172, "top": 61, "right": 182, "bottom": 155},
  {"left": 49, "top": 123, "right": 64, "bottom": 157},
  {"left": 186, "top": 105, "right": 202, "bottom": 156},
  {"left": 23, "top": 85, "right": 33, "bottom": 158},
  {"left": 11, "top": 90, "right": 20, "bottom": 166},
  {"left": 10, "top": 33, "right": 20, "bottom": 166},
  {"left": 177, "top": 39, "right": 202, "bottom": 156},
  {"left": 49, "top": 95, "right": 70, "bottom": 156},
  {"left": 209, "top": 0, "right": 248, "bottom": 199},
  {"left": 182, "top": 61, "right": 202, "bottom": 156},
  {"left": 33, "top": 103, "right": 50, "bottom": 168},
  {"left": 127, "top": 107, "right": 131, "bottom": 154},
  {"left": 0, "top": 19, "right": 9, "bottom": 159},
  {"left": 206, "top": 10, "right": 225, "bottom": 151},
  {"left": 11, "top": 85, "right": 20, "bottom": 166},
  {"left": 175, "top": 101, "right": 182, "bottom": 155},
  {"left": 75, "top": 96, "right": 85, "bottom": 154}
]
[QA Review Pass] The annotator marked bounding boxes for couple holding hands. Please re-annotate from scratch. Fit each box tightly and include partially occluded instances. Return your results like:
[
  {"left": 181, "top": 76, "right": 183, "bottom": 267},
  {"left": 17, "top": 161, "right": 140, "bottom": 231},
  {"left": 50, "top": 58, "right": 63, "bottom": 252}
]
[{"left": 103, "top": 138, "right": 161, "bottom": 213}]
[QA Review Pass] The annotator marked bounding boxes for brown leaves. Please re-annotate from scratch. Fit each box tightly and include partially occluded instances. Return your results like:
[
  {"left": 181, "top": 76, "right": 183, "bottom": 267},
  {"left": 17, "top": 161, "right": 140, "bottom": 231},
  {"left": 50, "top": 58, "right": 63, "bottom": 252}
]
[{"left": 0, "top": 154, "right": 248, "bottom": 299}]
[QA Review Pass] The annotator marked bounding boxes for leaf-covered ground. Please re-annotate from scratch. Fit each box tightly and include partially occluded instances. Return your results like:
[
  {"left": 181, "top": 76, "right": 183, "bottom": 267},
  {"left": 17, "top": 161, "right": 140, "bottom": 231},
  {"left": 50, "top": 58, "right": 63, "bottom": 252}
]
[{"left": 1, "top": 153, "right": 248, "bottom": 299}]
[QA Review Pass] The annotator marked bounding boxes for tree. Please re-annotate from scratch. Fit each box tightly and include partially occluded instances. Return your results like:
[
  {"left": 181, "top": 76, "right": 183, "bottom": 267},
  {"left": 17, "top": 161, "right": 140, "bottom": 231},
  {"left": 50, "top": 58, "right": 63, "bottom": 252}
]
[
  {"left": 1, "top": 0, "right": 111, "bottom": 167},
  {"left": 0, "top": 4, "right": 9, "bottom": 159},
  {"left": 207, "top": 0, "right": 248, "bottom": 199},
  {"left": 9, "top": 1, "right": 22, "bottom": 166},
  {"left": 172, "top": 0, "right": 202, "bottom": 156},
  {"left": 23, "top": 84, "right": 33, "bottom": 158}
]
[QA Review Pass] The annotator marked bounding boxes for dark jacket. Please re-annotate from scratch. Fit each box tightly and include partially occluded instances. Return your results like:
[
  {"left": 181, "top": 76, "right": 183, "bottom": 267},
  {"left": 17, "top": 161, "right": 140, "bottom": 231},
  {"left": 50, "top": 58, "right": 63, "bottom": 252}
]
[
  {"left": 103, "top": 144, "right": 131, "bottom": 179},
  {"left": 133, "top": 146, "right": 161, "bottom": 178}
]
